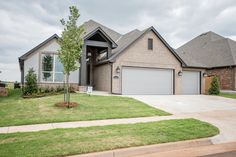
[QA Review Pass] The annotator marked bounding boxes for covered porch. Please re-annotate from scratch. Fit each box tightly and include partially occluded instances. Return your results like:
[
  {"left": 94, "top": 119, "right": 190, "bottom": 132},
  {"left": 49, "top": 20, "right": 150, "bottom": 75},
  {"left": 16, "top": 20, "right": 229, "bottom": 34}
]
[{"left": 79, "top": 27, "right": 117, "bottom": 92}]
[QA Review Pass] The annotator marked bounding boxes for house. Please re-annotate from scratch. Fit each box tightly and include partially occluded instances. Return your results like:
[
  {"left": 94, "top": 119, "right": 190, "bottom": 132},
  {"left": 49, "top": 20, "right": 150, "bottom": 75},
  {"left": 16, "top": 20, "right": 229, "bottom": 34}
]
[
  {"left": 19, "top": 20, "right": 207, "bottom": 95},
  {"left": 176, "top": 31, "right": 236, "bottom": 91}
]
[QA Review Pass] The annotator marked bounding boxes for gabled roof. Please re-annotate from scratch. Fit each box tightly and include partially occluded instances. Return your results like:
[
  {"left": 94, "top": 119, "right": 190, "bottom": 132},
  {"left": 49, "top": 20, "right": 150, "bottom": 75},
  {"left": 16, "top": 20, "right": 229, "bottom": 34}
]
[
  {"left": 19, "top": 19, "right": 185, "bottom": 67},
  {"left": 19, "top": 34, "right": 59, "bottom": 60},
  {"left": 19, "top": 20, "right": 121, "bottom": 61},
  {"left": 176, "top": 31, "right": 236, "bottom": 68},
  {"left": 84, "top": 27, "right": 118, "bottom": 48},
  {"left": 107, "top": 26, "right": 186, "bottom": 65},
  {"left": 83, "top": 20, "right": 122, "bottom": 42}
]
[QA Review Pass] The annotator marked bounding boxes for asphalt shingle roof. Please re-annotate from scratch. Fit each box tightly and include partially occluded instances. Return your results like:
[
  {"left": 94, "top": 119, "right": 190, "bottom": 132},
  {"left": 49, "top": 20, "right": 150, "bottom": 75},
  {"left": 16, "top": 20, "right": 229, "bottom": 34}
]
[
  {"left": 83, "top": 20, "right": 122, "bottom": 42},
  {"left": 176, "top": 31, "right": 236, "bottom": 68},
  {"left": 19, "top": 19, "right": 185, "bottom": 66}
]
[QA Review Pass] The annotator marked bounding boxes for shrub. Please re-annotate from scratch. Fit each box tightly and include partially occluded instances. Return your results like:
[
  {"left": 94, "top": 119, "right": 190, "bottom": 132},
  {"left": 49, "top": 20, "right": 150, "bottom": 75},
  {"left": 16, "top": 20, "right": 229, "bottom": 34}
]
[
  {"left": 50, "top": 87, "right": 55, "bottom": 93},
  {"left": 23, "top": 68, "right": 38, "bottom": 95},
  {"left": 44, "top": 87, "right": 50, "bottom": 93},
  {"left": 208, "top": 76, "right": 220, "bottom": 95},
  {"left": 14, "top": 81, "right": 21, "bottom": 89},
  {"left": 56, "top": 86, "right": 64, "bottom": 92}
]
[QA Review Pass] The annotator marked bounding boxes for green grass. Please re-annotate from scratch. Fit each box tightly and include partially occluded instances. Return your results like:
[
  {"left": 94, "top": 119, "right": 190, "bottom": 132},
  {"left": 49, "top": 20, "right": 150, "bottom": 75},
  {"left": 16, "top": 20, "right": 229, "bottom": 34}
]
[
  {"left": 0, "top": 89, "right": 169, "bottom": 127},
  {"left": 219, "top": 93, "right": 236, "bottom": 99},
  {"left": 0, "top": 118, "right": 219, "bottom": 157}
]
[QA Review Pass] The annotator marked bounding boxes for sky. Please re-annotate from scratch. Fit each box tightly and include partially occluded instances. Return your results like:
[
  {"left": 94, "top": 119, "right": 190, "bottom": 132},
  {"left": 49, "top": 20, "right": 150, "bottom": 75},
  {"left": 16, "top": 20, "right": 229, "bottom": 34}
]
[{"left": 0, "top": 0, "right": 236, "bottom": 82}]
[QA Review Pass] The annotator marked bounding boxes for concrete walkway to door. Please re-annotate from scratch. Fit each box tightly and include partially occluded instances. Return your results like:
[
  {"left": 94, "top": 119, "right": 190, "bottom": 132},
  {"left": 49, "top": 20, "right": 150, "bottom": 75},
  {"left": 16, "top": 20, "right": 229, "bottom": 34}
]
[{"left": 130, "top": 95, "right": 236, "bottom": 144}]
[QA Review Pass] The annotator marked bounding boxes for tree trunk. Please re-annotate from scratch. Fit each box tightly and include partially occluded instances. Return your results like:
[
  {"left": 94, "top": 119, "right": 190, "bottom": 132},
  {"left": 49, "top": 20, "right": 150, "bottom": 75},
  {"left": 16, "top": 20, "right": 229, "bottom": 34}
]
[{"left": 65, "top": 73, "right": 70, "bottom": 108}]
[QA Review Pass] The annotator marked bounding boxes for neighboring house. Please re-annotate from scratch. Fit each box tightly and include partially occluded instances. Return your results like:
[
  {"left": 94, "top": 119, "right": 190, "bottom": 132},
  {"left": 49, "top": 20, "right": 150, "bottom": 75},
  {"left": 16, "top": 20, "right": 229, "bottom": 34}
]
[
  {"left": 19, "top": 20, "right": 207, "bottom": 95},
  {"left": 177, "top": 31, "right": 236, "bottom": 90}
]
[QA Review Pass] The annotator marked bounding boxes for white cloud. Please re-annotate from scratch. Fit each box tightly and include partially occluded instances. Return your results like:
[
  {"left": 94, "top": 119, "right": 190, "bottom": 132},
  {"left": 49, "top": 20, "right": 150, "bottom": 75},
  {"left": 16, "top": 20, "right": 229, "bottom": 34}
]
[
  {"left": 0, "top": 63, "right": 20, "bottom": 82},
  {"left": 0, "top": 0, "right": 236, "bottom": 81}
]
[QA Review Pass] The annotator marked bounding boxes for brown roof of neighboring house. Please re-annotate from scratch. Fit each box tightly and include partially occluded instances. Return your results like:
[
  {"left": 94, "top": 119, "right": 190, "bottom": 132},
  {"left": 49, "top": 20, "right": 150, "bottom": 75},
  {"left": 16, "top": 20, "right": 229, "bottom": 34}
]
[{"left": 176, "top": 31, "right": 236, "bottom": 68}]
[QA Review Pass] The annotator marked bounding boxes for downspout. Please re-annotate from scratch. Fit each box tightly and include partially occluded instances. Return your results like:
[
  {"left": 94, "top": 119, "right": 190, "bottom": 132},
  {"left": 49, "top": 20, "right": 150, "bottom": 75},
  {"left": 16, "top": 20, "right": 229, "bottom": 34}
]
[{"left": 110, "top": 63, "right": 113, "bottom": 94}]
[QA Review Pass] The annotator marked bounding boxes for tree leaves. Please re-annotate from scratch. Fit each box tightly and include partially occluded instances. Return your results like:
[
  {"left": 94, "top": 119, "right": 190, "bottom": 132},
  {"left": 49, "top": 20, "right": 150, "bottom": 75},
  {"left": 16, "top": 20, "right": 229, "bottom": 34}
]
[{"left": 58, "top": 6, "right": 84, "bottom": 75}]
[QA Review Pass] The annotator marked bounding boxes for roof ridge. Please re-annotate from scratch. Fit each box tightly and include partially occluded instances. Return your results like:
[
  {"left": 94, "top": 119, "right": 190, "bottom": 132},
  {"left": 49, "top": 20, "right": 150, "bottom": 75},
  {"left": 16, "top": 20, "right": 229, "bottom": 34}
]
[{"left": 86, "top": 19, "right": 122, "bottom": 36}]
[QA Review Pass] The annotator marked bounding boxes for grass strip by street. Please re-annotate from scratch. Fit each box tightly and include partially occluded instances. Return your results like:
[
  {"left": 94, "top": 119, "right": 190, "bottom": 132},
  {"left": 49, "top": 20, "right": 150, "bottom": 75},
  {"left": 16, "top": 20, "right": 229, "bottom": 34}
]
[
  {"left": 0, "top": 118, "right": 219, "bottom": 157},
  {"left": 0, "top": 89, "right": 169, "bottom": 127}
]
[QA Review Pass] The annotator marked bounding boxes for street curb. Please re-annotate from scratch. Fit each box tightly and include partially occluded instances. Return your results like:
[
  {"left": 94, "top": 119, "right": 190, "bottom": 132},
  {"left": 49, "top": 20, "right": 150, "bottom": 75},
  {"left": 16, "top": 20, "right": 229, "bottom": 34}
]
[{"left": 69, "top": 138, "right": 212, "bottom": 157}]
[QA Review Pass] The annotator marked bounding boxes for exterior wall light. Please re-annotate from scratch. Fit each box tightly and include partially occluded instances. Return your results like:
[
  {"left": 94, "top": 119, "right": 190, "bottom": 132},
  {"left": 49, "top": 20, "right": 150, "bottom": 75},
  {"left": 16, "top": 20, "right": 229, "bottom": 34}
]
[
  {"left": 178, "top": 71, "right": 183, "bottom": 76},
  {"left": 116, "top": 66, "right": 120, "bottom": 73},
  {"left": 203, "top": 72, "right": 208, "bottom": 77}
]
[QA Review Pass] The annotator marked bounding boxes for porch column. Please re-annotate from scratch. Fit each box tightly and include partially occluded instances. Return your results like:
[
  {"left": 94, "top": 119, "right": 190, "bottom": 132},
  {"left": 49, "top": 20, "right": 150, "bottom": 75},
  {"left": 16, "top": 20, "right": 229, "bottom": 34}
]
[{"left": 80, "top": 45, "right": 87, "bottom": 86}]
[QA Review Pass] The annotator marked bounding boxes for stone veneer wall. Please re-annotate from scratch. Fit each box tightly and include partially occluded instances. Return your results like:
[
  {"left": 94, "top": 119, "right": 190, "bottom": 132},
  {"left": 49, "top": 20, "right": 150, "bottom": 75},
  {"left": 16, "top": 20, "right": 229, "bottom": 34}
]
[
  {"left": 207, "top": 67, "right": 235, "bottom": 90},
  {"left": 93, "top": 64, "right": 111, "bottom": 92}
]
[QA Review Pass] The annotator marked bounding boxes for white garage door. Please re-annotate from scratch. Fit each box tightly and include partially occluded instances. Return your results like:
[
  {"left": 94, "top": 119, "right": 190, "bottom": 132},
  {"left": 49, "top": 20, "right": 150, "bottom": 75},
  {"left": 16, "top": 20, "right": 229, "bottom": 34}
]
[
  {"left": 122, "top": 67, "right": 173, "bottom": 95},
  {"left": 182, "top": 71, "right": 200, "bottom": 94}
]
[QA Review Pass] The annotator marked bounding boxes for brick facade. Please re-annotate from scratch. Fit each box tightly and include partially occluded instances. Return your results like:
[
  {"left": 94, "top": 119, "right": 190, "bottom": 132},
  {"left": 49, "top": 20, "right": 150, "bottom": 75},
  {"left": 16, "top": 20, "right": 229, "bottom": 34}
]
[{"left": 207, "top": 67, "right": 236, "bottom": 90}]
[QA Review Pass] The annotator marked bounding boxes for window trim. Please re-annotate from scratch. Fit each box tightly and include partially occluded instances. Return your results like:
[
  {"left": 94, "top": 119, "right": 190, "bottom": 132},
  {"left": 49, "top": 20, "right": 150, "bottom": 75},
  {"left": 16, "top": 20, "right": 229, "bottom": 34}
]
[
  {"left": 148, "top": 38, "right": 153, "bottom": 50},
  {"left": 40, "top": 53, "right": 64, "bottom": 83}
]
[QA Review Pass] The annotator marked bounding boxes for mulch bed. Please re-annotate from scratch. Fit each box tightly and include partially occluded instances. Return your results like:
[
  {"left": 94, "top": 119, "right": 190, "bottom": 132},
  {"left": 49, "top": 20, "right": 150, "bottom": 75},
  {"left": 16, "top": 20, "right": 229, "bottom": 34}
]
[
  {"left": 22, "top": 92, "right": 64, "bottom": 99},
  {"left": 55, "top": 102, "right": 79, "bottom": 108}
]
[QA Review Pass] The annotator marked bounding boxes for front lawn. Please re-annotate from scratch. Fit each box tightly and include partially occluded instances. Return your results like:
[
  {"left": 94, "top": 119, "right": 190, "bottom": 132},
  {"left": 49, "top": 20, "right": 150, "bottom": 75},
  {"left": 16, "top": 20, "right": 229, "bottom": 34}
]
[
  {"left": 219, "top": 93, "right": 236, "bottom": 99},
  {"left": 0, "top": 118, "right": 219, "bottom": 157},
  {"left": 0, "top": 89, "right": 169, "bottom": 127}
]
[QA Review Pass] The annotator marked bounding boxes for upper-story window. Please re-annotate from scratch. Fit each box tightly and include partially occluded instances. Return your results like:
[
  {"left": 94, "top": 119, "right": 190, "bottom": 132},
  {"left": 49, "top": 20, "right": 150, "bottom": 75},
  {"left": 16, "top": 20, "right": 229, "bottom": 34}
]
[
  {"left": 41, "top": 54, "right": 64, "bottom": 83},
  {"left": 148, "top": 38, "right": 153, "bottom": 50}
]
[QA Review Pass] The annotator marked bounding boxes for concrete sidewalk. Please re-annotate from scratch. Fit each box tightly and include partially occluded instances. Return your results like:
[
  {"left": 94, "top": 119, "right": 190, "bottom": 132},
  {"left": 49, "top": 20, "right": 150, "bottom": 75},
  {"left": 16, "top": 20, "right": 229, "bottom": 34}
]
[{"left": 0, "top": 115, "right": 183, "bottom": 133}]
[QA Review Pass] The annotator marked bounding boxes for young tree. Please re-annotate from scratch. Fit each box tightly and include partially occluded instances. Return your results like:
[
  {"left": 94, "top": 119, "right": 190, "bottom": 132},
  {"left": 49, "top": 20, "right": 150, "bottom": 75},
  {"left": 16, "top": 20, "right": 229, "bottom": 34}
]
[
  {"left": 58, "top": 6, "right": 84, "bottom": 106},
  {"left": 24, "top": 68, "right": 38, "bottom": 95},
  {"left": 208, "top": 76, "right": 220, "bottom": 95}
]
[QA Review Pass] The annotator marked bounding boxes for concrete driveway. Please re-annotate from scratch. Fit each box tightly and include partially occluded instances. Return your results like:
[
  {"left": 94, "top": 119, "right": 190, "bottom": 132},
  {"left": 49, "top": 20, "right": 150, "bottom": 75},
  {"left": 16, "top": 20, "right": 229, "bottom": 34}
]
[{"left": 130, "top": 95, "right": 236, "bottom": 144}]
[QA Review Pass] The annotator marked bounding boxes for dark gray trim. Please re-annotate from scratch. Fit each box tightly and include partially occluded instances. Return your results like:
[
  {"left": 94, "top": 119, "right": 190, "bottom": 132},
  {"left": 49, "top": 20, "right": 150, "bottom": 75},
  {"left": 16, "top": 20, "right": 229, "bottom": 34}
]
[
  {"left": 110, "top": 63, "right": 113, "bottom": 93},
  {"left": 19, "top": 34, "right": 59, "bottom": 60},
  {"left": 19, "top": 60, "right": 24, "bottom": 85},
  {"left": 148, "top": 38, "right": 153, "bottom": 50},
  {"left": 108, "top": 27, "right": 186, "bottom": 66},
  {"left": 80, "top": 45, "right": 87, "bottom": 86},
  {"left": 18, "top": 34, "right": 59, "bottom": 72},
  {"left": 182, "top": 65, "right": 209, "bottom": 69},
  {"left": 84, "top": 27, "right": 118, "bottom": 48},
  {"left": 183, "top": 64, "right": 236, "bottom": 69},
  {"left": 85, "top": 40, "right": 109, "bottom": 47},
  {"left": 207, "top": 65, "right": 236, "bottom": 69}
]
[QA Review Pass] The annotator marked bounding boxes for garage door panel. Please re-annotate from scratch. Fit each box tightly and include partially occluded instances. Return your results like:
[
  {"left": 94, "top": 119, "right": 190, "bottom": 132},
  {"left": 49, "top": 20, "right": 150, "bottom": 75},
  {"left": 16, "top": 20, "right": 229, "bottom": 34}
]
[
  {"left": 182, "top": 71, "right": 200, "bottom": 94},
  {"left": 122, "top": 67, "right": 173, "bottom": 95}
]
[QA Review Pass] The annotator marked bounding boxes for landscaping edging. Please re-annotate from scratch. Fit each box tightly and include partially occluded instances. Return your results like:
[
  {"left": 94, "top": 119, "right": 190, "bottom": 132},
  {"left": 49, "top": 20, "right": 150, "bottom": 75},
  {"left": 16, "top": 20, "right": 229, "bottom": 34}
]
[{"left": 69, "top": 138, "right": 213, "bottom": 157}]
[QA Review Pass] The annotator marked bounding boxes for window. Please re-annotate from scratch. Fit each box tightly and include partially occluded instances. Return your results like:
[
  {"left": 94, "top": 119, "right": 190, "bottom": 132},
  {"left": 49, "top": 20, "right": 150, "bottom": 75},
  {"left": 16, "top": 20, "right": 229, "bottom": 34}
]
[
  {"left": 148, "top": 38, "right": 153, "bottom": 50},
  {"left": 41, "top": 54, "right": 64, "bottom": 82}
]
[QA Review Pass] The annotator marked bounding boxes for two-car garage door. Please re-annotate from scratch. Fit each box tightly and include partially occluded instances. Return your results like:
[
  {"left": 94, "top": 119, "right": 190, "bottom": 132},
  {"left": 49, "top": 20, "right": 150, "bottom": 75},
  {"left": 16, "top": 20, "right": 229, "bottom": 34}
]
[
  {"left": 121, "top": 67, "right": 201, "bottom": 95},
  {"left": 122, "top": 67, "right": 173, "bottom": 95}
]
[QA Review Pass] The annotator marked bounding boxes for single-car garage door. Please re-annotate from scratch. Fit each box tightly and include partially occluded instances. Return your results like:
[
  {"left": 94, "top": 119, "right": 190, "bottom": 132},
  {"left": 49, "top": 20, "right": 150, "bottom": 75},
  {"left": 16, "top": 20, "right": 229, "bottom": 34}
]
[
  {"left": 122, "top": 67, "right": 173, "bottom": 95},
  {"left": 182, "top": 71, "right": 200, "bottom": 94}
]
